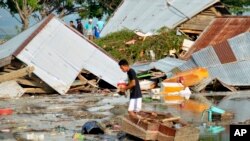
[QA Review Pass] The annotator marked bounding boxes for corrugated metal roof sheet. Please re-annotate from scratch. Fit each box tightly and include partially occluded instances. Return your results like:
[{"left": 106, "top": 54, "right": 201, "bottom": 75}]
[
  {"left": 132, "top": 62, "right": 154, "bottom": 74},
  {"left": 213, "top": 41, "right": 237, "bottom": 64},
  {"left": 132, "top": 57, "right": 185, "bottom": 74},
  {"left": 228, "top": 32, "right": 250, "bottom": 61},
  {"left": 178, "top": 58, "right": 197, "bottom": 71},
  {"left": 208, "top": 61, "right": 250, "bottom": 86},
  {"left": 150, "top": 57, "right": 185, "bottom": 73},
  {"left": 7, "top": 15, "right": 126, "bottom": 94},
  {"left": 101, "top": 0, "right": 219, "bottom": 36},
  {"left": 177, "top": 32, "right": 250, "bottom": 86},
  {"left": 183, "top": 16, "right": 250, "bottom": 60},
  {"left": 192, "top": 46, "right": 221, "bottom": 67},
  {"left": 0, "top": 20, "right": 44, "bottom": 60}
]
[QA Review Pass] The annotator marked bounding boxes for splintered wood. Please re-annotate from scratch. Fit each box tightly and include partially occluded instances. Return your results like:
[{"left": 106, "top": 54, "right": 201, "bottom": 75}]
[
  {"left": 68, "top": 73, "right": 99, "bottom": 93},
  {"left": 0, "top": 58, "right": 100, "bottom": 97}
]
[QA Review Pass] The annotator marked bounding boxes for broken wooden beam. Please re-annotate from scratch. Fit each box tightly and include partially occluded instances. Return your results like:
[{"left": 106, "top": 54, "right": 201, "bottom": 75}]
[
  {"left": 71, "top": 80, "right": 87, "bottom": 87},
  {"left": 24, "top": 88, "right": 54, "bottom": 94},
  {"left": 0, "top": 66, "right": 34, "bottom": 83},
  {"left": 162, "top": 116, "right": 181, "bottom": 122},
  {"left": 77, "top": 74, "right": 98, "bottom": 88},
  {"left": 16, "top": 78, "right": 43, "bottom": 87}
]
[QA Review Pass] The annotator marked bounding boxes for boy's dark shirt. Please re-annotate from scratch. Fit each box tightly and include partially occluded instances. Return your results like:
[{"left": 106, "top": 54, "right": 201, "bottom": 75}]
[{"left": 127, "top": 68, "right": 142, "bottom": 99}]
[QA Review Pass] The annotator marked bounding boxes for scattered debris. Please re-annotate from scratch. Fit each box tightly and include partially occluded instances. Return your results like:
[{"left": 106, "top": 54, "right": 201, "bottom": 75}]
[
  {"left": 81, "top": 121, "right": 104, "bottom": 134},
  {"left": 0, "top": 108, "right": 13, "bottom": 115},
  {"left": 121, "top": 111, "right": 199, "bottom": 141},
  {"left": 125, "top": 39, "right": 136, "bottom": 45}
]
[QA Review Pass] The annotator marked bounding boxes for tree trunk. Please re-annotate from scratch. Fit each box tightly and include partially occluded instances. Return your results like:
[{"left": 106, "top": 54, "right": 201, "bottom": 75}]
[
  {"left": 12, "top": 0, "right": 33, "bottom": 31},
  {"left": 22, "top": 18, "right": 29, "bottom": 30},
  {"left": 58, "top": 9, "right": 66, "bottom": 19}
]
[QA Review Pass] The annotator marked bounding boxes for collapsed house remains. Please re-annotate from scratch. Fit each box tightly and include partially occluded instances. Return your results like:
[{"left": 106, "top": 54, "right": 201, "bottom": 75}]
[
  {"left": 0, "top": 14, "right": 126, "bottom": 97},
  {"left": 101, "top": 0, "right": 229, "bottom": 38}
]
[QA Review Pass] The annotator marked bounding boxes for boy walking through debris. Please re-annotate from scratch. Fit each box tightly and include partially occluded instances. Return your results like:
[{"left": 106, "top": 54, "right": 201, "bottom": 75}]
[{"left": 118, "top": 59, "right": 142, "bottom": 118}]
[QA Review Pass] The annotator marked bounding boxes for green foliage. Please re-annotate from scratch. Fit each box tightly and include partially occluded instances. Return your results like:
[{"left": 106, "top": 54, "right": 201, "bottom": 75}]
[
  {"left": 222, "top": 0, "right": 250, "bottom": 7},
  {"left": 222, "top": 0, "right": 250, "bottom": 14},
  {"left": 94, "top": 28, "right": 185, "bottom": 63},
  {"left": 0, "top": 0, "right": 39, "bottom": 14},
  {"left": 27, "top": 0, "right": 39, "bottom": 9},
  {"left": 79, "top": 0, "right": 122, "bottom": 18}
]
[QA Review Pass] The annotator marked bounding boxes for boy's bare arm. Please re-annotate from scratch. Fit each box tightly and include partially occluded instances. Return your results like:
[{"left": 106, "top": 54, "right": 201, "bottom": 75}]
[{"left": 125, "top": 80, "right": 135, "bottom": 90}]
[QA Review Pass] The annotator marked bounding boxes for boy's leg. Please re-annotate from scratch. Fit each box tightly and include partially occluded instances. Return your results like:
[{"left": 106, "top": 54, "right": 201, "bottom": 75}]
[{"left": 128, "top": 98, "right": 142, "bottom": 118}]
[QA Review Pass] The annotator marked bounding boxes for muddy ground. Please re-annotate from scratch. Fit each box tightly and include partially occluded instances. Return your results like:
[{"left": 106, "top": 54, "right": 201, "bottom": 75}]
[{"left": 1, "top": 92, "right": 250, "bottom": 141}]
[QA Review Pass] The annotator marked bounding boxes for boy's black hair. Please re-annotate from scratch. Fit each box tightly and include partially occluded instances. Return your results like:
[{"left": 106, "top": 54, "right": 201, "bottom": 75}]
[
  {"left": 118, "top": 59, "right": 129, "bottom": 66},
  {"left": 70, "top": 20, "right": 73, "bottom": 23}
]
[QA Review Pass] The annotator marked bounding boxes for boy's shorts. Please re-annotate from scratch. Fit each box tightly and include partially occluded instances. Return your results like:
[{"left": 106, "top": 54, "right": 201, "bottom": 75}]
[{"left": 128, "top": 98, "right": 142, "bottom": 112}]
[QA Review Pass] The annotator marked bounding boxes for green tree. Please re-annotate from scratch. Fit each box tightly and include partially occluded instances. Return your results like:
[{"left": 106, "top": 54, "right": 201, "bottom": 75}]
[
  {"left": 0, "top": 0, "right": 122, "bottom": 31},
  {"left": 222, "top": 0, "right": 250, "bottom": 7},
  {"left": 0, "top": 0, "right": 85, "bottom": 30},
  {"left": 38, "top": 0, "right": 86, "bottom": 19},
  {"left": 222, "top": 0, "right": 250, "bottom": 14},
  {"left": 0, "top": 0, "right": 40, "bottom": 30},
  {"left": 78, "top": 0, "right": 122, "bottom": 18}
]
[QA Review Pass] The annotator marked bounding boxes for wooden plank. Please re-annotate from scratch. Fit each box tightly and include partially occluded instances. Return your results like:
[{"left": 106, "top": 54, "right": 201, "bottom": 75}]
[
  {"left": 77, "top": 74, "right": 98, "bottom": 88},
  {"left": 69, "top": 85, "right": 86, "bottom": 91},
  {"left": 180, "top": 24, "right": 208, "bottom": 31},
  {"left": 71, "top": 80, "right": 87, "bottom": 87},
  {"left": 24, "top": 88, "right": 54, "bottom": 94},
  {"left": 0, "top": 66, "right": 34, "bottom": 83},
  {"left": 16, "top": 78, "right": 43, "bottom": 87},
  {"left": 162, "top": 117, "right": 181, "bottom": 122},
  {"left": 122, "top": 117, "right": 158, "bottom": 140},
  {"left": 3, "top": 68, "right": 16, "bottom": 73},
  {"left": 210, "top": 7, "right": 222, "bottom": 16},
  {"left": 179, "top": 29, "right": 202, "bottom": 34}
]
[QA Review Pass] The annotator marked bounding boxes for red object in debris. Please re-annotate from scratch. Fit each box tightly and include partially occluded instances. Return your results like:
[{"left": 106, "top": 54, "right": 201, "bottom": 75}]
[{"left": 0, "top": 108, "right": 13, "bottom": 115}]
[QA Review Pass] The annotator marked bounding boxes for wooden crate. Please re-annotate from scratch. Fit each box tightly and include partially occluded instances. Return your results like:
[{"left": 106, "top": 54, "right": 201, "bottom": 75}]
[
  {"left": 158, "top": 124, "right": 199, "bottom": 141},
  {"left": 122, "top": 117, "right": 158, "bottom": 140},
  {"left": 128, "top": 111, "right": 174, "bottom": 131}
]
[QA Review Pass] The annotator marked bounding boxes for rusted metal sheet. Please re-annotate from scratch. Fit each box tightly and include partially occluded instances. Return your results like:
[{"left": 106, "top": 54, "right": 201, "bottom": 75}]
[
  {"left": 213, "top": 41, "right": 237, "bottom": 64},
  {"left": 182, "top": 16, "right": 250, "bottom": 60}
]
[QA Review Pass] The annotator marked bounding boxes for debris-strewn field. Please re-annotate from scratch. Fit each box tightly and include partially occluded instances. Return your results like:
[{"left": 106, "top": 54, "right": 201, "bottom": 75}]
[{"left": 94, "top": 29, "right": 186, "bottom": 63}]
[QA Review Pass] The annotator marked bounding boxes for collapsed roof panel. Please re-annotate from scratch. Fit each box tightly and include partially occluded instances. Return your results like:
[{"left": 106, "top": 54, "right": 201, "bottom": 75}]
[
  {"left": 0, "top": 20, "right": 44, "bottom": 67},
  {"left": 2, "top": 15, "right": 125, "bottom": 94},
  {"left": 182, "top": 16, "right": 250, "bottom": 60},
  {"left": 132, "top": 57, "right": 185, "bottom": 74},
  {"left": 192, "top": 46, "right": 221, "bottom": 67},
  {"left": 150, "top": 57, "right": 185, "bottom": 73},
  {"left": 101, "top": 0, "right": 219, "bottom": 36},
  {"left": 228, "top": 32, "right": 250, "bottom": 61},
  {"left": 178, "top": 32, "right": 250, "bottom": 86}
]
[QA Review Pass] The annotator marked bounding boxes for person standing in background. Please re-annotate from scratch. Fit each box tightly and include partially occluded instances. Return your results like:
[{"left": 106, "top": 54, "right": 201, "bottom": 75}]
[
  {"left": 85, "top": 19, "right": 94, "bottom": 40},
  {"left": 70, "top": 21, "right": 76, "bottom": 29},
  {"left": 97, "top": 17, "right": 105, "bottom": 32},
  {"left": 76, "top": 19, "right": 83, "bottom": 34}
]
